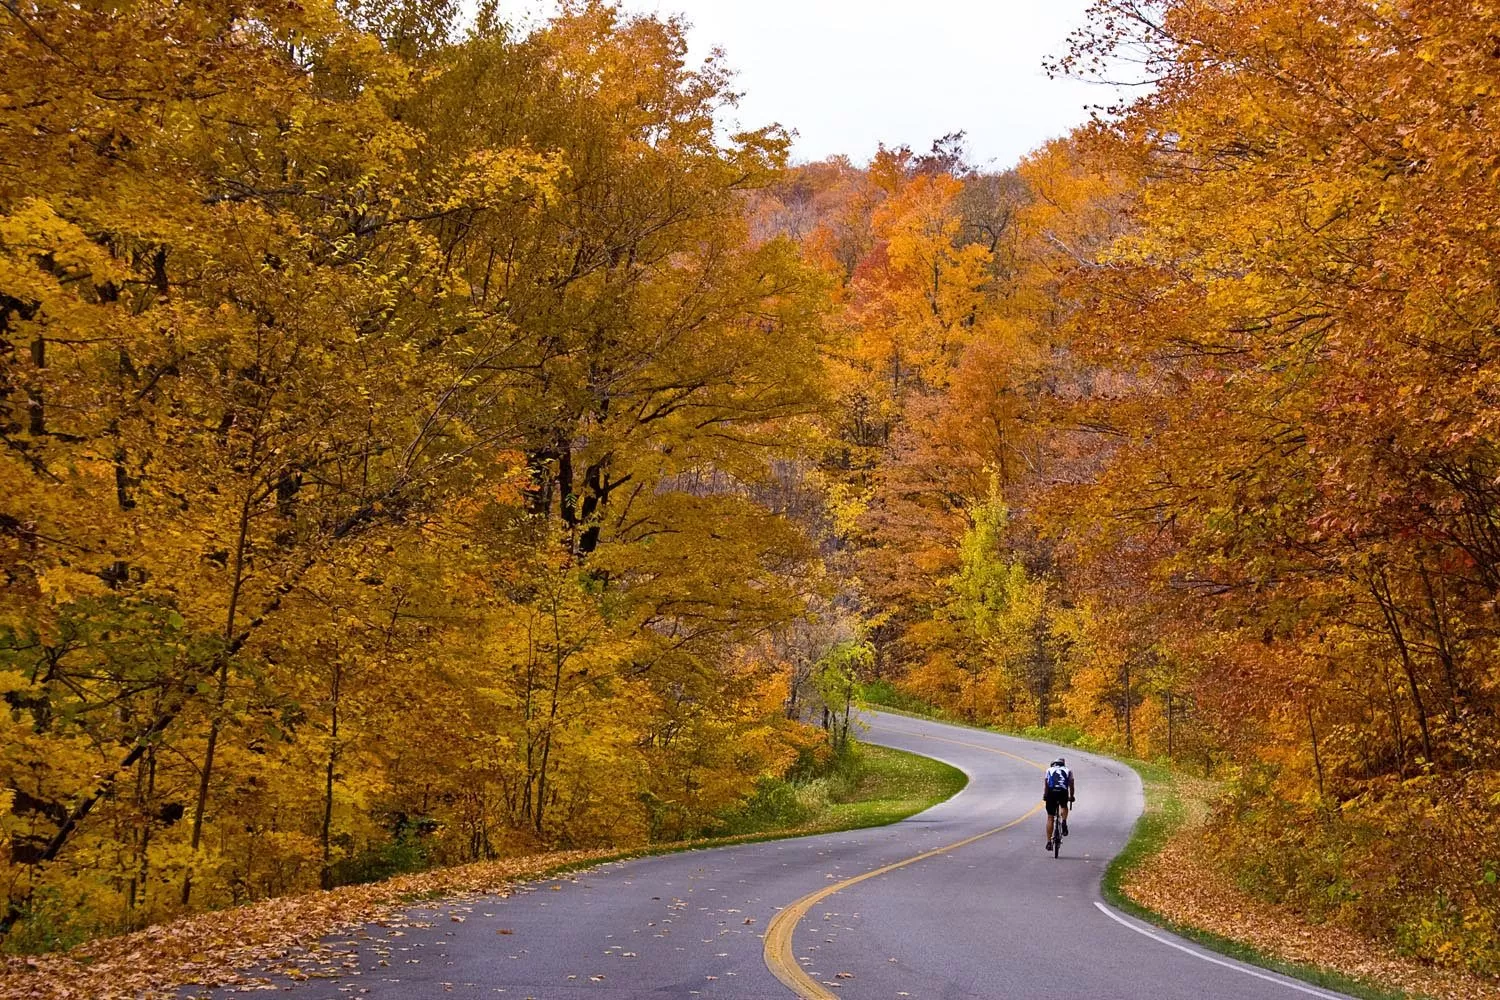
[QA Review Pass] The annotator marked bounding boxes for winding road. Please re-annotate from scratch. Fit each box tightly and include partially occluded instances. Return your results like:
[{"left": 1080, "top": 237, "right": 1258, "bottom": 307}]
[{"left": 190, "top": 712, "right": 1353, "bottom": 999}]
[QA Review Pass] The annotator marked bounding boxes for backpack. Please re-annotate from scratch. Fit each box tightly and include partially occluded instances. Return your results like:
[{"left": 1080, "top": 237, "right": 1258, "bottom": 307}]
[{"left": 1046, "top": 765, "right": 1069, "bottom": 793}]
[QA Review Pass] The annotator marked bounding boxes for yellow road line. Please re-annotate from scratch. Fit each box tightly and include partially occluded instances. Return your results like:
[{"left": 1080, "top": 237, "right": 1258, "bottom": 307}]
[
  {"left": 762, "top": 728, "right": 1047, "bottom": 999},
  {"left": 876, "top": 726, "right": 1048, "bottom": 771}
]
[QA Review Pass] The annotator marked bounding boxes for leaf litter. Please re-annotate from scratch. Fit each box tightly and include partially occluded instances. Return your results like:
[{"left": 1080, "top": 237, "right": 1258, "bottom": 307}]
[
  {"left": 1126, "top": 822, "right": 1500, "bottom": 1000},
  {"left": 0, "top": 847, "right": 617, "bottom": 1000}
]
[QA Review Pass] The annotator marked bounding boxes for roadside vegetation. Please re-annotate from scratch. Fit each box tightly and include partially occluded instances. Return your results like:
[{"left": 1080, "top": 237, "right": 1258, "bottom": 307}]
[
  {"left": 717, "top": 742, "right": 967, "bottom": 839},
  {"left": 1101, "top": 766, "right": 1417, "bottom": 1000},
  {"left": 1110, "top": 766, "right": 1500, "bottom": 1000}
]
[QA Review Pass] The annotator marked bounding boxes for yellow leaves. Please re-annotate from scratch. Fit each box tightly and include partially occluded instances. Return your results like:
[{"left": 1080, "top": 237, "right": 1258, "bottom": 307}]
[
  {"left": 1000, "top": 0, "right": 1500, "bottom": 976},
  {"left": 0, "top": 671, "right": 30, "bottom": 698},
  {"left": 822, "top": 480, "right": 873, "bottom": 541},
  {"left": 444, "top": 148, "right": 568, "bottom": 211},
  {"left": 486, "top": 453, "right": 534, "bottom": 508},
  {"left": 0, "top": 844, "right": 623, "bottom": 1000},
  {"left": 0, "top": 0, "right": 834, "bottom": 963},
  {"left": 0, "top": 199, "right": 129, "bottom": 312},
  {"left": 0, "top": 199, "right": 104, "bottom": 269},
  {"left": 34, "top": 568, "right": 110, "bottom": 604}
]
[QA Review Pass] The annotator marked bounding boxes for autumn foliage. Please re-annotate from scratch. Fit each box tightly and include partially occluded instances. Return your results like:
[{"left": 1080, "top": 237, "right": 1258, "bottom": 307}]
[
  {"left": 762, "top": 0, "right": 1500, "bottom": 976},
  {"left": 1052, "top": 0, "right": 1500, "bottom": 972},
  {"left": 0, "top": 0, "right": 831, "bottom": 949},
  {"left": 3, "top": 0, "right": 1499, "bottom": 980}
]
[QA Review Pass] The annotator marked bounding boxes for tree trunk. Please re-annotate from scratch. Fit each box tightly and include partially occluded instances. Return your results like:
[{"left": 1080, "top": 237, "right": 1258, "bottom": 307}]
[
  {"left": 1307, "top": 702, "right": 1326, "bottom": 803},
  {"left": 28, "top": 334, "right": 46, "bottom": 435},
  {"left": 183, "top": 489, "right": 254, "bottom": 905},
  {"left": 521, "top": 617, "right": 537, "bottom": 826},
  {"left": 534, "top": 599, "right": 568, "bottom": 836},
  {"left": 1382, "top": 658, "right": 1408, "bottom": 778},
  {"left": 1416, "top": 560, "right": 1462, "bottom": 724},
  {"left": 1165, "top": 692, "right": 1174, "bottom": 760},
  {"left": 127, "top": 742, "right": 157, "bottom": 920},
  {"left": 1371, "top": 573, "right": 1434, "bottom": 764},
  {"left": 320, "top": 658, "right": 343, "bottom": 890}
]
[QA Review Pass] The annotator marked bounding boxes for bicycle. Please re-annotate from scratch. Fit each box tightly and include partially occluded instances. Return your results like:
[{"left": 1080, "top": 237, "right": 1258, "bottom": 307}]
[{"left": 1046, "top": 798, "right": 1074, "bottom": 858}]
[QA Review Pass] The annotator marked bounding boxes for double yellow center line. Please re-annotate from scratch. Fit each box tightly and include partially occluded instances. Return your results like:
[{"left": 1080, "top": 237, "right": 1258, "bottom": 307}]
[{"left": 762, "top": 727, "right": 1046, "bottom": 999}]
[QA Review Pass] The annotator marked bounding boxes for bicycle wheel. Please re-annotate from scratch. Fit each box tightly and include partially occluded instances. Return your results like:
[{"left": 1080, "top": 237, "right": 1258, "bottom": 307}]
[{"left": 1053, "top": 827, "right": 1061, "bottom": 858}]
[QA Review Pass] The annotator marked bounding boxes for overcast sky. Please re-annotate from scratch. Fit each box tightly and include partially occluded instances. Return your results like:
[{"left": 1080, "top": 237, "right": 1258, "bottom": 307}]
[{"left": 493, "top": 1, "right": 1121, "bottom": 170}]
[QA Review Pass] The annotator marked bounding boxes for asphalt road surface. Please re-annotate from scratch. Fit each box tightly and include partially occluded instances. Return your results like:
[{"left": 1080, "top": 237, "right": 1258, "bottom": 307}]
[{"left": 188, "top": 711, "right": 1353, "bottom": 999}]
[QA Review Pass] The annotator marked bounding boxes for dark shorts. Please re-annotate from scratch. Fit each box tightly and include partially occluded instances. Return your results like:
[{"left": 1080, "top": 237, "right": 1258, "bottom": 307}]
[{"left": 1044, "top": 789, "right": 1070, "bottom": 816}]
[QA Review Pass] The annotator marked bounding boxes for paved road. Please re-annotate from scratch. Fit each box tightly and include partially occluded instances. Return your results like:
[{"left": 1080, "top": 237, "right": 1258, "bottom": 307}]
[{"left": 188, "top": 712, "right": 1351, "bottom": 999}]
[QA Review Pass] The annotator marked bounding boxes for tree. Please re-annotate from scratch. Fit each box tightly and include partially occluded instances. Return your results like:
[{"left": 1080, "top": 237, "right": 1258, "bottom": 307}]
[
  {"left": 1043, "top": 0, "right": 1500, "bottom": 970},
  {"left": 0, "top": 0, "right": 832, "bottom": 945}
]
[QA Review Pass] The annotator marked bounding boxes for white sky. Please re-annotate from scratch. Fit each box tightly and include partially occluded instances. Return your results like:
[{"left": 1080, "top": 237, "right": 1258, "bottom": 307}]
[{"left": 492, "top": 1, "right": 1123, "bottom": 170}]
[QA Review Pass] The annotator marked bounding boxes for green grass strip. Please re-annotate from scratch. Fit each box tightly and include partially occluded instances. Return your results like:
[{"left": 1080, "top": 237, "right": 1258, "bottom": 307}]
[
  {"left": 814, "top": 743, "right": 969, "bottom": 830},
  {"left": 517, "top": 742, "right": 968, "bottom": 885}
]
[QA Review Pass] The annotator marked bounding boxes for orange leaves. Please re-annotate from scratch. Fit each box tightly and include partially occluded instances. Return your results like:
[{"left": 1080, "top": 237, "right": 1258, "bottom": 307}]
[
  {"left": 846, "top": 169, "right": 990, "bottom": 394},
  {"left": 1028, "top": 0, "right": 1500, "bottom": 973}
]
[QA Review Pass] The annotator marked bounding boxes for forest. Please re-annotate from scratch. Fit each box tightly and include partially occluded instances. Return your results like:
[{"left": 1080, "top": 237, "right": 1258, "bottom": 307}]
[{"left": 2, "top": 0, "right": 1497, "bottom": 978}]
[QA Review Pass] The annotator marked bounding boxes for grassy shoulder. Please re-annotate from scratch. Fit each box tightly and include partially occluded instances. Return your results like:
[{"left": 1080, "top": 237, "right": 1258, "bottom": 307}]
[
  {"left": 6, "top": 741, "right": 965, "bottom": 1000},
  {"left": 711, "top": 742, "right": 968, "bottom": 840},
  {"left": 818, "top": 743, "right": 969, "bottom": 828},
  {"left": 859, "top": 685, "right": 1451, "bottom": 1000}
]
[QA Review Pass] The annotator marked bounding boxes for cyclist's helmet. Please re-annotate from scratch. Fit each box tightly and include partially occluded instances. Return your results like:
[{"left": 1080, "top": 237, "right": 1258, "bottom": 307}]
[{"left": 1052, "top": 757, "right": 1066, "bottom": 766}]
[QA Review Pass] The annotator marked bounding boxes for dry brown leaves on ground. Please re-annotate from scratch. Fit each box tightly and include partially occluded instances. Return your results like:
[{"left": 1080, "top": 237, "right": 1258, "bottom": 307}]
[
  {"left": 0, "top": 847, "right": 618, "bottom": 1000},
  {"left": 0, "top": 823, "right": 845, "bottom": 1000},
  {"left": 1125, "top": 828, "right": 1500, "bottom": 1000}
]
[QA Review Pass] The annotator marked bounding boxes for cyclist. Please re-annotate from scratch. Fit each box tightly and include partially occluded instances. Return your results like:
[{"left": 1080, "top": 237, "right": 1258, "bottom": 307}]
[{"left": 1043, "top": 756, "right": 1075, "bottom": 851}]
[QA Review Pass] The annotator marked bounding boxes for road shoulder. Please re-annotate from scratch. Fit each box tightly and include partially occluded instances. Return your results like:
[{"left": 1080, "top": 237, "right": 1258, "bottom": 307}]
[{"left": 1105, "top": 763, "right": 1494, "bottom": 1000}]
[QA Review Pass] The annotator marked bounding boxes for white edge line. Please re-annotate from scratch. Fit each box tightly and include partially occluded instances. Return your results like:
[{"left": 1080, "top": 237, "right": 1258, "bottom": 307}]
[{"left": 1093, "top": 901, "right": 1350, "bottom": 1000}]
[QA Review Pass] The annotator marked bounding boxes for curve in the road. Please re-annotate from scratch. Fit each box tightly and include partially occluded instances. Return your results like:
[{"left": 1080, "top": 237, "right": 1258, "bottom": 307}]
[
  {"left": 763, "top": 801, "right": 1042, "bottom": 999},
  {"left": 845, "top": 713, "right": 1352, "bottom": 1000},
  {"left": 184, "top": 710, "right": 1358, "bottom": 1000},
  {"left": 763, "top": 726, "right": 1046, "bottom": 1000}
]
